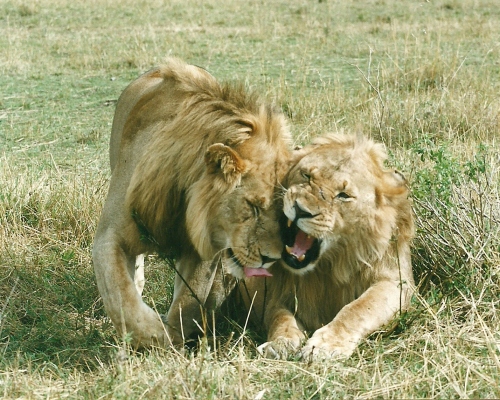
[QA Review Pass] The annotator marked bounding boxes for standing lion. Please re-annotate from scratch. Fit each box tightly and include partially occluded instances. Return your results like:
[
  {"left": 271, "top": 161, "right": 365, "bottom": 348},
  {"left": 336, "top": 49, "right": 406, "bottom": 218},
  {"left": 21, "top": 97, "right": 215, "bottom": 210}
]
[
  {"left": 239, "top": 133, "right": 415, "bottom": 360},
  {"left": 93, "top": 58, "right": 291, "bottom": 347}
]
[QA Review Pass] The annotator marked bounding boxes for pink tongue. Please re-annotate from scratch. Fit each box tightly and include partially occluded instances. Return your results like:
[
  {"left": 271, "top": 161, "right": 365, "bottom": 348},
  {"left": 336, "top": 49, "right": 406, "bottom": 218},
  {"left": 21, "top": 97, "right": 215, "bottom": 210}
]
[
  {"left": 290, "top": 229, "right": 315, "bottom": 257},
  {"left": 243, "top": 266, "right": 273, "bottom": 278}
]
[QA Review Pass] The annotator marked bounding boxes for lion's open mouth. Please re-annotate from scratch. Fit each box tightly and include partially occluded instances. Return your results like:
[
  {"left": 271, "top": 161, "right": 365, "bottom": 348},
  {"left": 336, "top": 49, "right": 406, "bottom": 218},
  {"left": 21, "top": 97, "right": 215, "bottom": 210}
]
[{"left": 280, "top": 213, "right": 321, "bottom": 270}]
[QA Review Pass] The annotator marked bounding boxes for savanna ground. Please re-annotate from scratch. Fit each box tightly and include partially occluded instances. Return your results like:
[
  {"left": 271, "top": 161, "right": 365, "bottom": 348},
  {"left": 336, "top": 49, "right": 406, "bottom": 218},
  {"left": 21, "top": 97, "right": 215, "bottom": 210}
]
[{"left": 1, "top": 0, "right": 499, "bottom": 398}]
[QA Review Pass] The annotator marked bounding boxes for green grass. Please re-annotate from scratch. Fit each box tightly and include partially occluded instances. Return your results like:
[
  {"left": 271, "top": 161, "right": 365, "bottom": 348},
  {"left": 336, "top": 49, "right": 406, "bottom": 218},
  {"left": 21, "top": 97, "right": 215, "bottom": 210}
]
[{"left": 1, "top": 0, "right": 499, "bottom": 398}]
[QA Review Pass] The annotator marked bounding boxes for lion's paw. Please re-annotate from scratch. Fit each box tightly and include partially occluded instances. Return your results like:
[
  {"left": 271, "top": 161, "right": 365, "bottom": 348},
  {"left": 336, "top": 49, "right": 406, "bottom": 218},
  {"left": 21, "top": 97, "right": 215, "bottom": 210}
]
[
  {"left": 299, "top": 328, "right": 356, "bottom": 361},
  {"left": 257, "top": 337, "right": 302, "bottom": 360}
]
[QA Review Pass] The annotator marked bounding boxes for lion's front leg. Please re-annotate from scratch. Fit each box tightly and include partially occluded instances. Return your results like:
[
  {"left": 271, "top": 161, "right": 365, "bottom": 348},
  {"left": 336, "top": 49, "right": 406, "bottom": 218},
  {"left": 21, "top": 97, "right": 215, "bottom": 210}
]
[
  {"left": 134, "top": 254, "right": 145, "bottom": 295},
  {"left": 301, "top": 280, "right": 409, "bottom": 360},
  {"left": 93, "top": 231, "right": 171, "bottom": 348},
  {"left": 258, "top": 308, "right": 307, "bottom": 360},
  {"left": 165, "top": 254, "right": 235, "bottom": 346}
]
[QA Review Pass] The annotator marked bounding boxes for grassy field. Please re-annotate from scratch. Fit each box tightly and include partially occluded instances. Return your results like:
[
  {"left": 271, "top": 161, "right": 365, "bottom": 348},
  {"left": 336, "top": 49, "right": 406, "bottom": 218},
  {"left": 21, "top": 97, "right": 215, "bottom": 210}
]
[{"left": 1, "top": 0, "right": 499, "bottom": 398}]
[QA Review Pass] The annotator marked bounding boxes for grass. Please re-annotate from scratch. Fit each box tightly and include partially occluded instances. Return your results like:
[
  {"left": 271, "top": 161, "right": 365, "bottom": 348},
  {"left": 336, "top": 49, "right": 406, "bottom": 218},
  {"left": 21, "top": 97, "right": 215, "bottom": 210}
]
[{"left": 1, "top": 0, "right": 499, "bottom": 398}]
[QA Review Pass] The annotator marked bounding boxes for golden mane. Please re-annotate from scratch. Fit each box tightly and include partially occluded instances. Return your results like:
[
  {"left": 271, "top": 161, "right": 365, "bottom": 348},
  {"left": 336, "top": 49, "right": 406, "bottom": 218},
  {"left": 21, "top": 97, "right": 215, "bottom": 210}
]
[{"left": 125, "top": 59, "right": 289, "bottom": 254}]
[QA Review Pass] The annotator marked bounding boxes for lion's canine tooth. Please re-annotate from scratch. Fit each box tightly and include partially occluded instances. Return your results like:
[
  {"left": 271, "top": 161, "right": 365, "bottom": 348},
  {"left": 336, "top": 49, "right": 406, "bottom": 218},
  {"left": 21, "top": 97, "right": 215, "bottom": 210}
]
[
  {"left": 285, "top": 245, "right": 293, "bottom": 254},
  {"left": 298, "top": 254, "right": 306, "bottom": 262},
  {"left": 287, "top": 219, "right": 292, "bottom": 228}
]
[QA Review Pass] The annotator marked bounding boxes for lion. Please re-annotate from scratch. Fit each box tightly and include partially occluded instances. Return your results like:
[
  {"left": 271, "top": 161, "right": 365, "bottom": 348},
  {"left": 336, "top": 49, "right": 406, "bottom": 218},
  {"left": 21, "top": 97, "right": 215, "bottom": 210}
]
[
  {"left": 238, "top": 133, "right": 415, "bottom": 360},
  {"left": 92, "top": 58, "right": 291, "bottom": 348}
]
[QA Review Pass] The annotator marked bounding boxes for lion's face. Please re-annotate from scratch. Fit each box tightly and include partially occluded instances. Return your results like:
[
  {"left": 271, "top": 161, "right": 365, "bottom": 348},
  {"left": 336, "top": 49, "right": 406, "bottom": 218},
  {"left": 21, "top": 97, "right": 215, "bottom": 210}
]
[
  {"left": 186, "top": 123, "right": 291, "bottom": 279},
  {"left": 207, "top": 174, "right": 283, "bottom": 279},
  {"left": 280, "top": 136, "right": 408, "bottom": 274}
]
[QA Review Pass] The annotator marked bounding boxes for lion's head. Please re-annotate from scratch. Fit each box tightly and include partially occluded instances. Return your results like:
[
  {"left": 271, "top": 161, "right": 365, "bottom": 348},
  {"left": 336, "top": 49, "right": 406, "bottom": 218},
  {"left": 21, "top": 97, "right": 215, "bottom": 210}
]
[
  {"left": 184, "top": 108, "right": 291, "bottom": 279},
  {"left": 280, "top": 133, "right": 413, "bottom": 275},
  {"left": 122, "top": 60, "right": 292, "bottom": 279}
]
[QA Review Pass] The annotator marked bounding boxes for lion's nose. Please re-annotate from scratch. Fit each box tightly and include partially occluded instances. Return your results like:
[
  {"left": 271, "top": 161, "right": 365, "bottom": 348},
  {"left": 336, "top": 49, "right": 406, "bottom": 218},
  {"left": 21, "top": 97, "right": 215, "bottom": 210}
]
[{"left": 294, "top": 202, "right": 314, "bottom": 220}]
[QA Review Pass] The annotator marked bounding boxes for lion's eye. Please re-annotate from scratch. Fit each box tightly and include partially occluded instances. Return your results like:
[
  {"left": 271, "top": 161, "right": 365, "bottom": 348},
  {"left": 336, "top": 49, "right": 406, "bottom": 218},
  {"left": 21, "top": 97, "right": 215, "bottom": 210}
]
[
  {"left": 300, "top": 171, "right": 311, "bottom": 182},
  {"left": 336, "top": 192, "right": 351, "bottom": 201}
]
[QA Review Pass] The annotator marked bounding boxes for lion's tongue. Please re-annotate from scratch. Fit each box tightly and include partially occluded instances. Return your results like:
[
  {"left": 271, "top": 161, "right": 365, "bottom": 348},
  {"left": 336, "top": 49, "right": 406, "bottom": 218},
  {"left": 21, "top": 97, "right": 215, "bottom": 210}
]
[
  {"left": 289, "top": 229, "right": 315, "bottom": 257},
  {"left": 243, "top": 266, "right": 273, "bottom": 278}
]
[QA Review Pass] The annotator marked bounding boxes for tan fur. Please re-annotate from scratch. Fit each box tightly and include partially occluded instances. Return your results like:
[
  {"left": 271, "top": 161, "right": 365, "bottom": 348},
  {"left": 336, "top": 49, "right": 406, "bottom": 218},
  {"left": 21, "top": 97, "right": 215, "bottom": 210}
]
[
  {"left": 239, "top": 133, "right": 414, "bottom": 359},
  {"left": 93, "top": 58, "right": 291, "bottom": 347}
]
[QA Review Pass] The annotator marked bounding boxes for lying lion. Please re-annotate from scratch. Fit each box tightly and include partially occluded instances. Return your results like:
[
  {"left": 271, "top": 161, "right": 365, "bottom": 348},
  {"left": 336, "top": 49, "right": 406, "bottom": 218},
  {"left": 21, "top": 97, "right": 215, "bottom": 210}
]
[
  {"left": 93, "top": 58, "right": 291, "bottom": 347},
  {"left": 239, "top": 133, "right": 415, "bottom": 359}
]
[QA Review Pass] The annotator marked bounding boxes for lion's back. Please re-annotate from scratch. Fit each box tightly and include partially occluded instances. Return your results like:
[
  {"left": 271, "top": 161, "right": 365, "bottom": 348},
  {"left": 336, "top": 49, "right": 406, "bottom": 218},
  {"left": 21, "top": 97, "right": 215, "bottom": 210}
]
[{"left": 109, "top": 59, "right": 218, "bottom": 171}]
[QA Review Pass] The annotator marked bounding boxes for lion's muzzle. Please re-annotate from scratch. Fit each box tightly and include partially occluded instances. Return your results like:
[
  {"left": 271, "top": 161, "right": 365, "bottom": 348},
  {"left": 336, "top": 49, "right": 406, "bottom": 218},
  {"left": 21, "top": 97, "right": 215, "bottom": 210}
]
[{"left": 280, "top": 203, "right": 321, "bottom": 271}]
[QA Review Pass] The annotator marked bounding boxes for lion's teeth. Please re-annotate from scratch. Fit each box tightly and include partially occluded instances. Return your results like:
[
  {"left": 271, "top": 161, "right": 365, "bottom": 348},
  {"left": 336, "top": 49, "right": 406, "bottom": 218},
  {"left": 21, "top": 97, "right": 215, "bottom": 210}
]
[
  {"left": 285, "top": 245, "right": 293, "bottom": 254},
  {"left": 287, "top": 219, "right": 292, "bottom": 228},
  {"left": 298, "top": 254, "right": 306, "bottom": 262}
]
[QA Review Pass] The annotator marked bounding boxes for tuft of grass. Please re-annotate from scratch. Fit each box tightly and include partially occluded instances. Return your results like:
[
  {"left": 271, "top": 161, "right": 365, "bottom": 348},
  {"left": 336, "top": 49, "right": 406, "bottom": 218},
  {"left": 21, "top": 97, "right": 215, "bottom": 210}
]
[
  {"left": 409, "top": 141, "right": 499, "bottom": 294},
  {"left": 0, "top": 160, "right": 111, "bottom": 366},
  {"left": 1, "top": 0, "right": 499, "bottom": 397}
]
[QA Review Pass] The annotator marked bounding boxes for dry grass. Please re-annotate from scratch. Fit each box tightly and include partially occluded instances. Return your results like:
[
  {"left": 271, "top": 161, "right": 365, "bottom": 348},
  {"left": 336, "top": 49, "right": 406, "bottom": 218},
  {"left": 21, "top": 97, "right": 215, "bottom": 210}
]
[{"left": 1, "top": 0, "right": 499, "bottom": 398}]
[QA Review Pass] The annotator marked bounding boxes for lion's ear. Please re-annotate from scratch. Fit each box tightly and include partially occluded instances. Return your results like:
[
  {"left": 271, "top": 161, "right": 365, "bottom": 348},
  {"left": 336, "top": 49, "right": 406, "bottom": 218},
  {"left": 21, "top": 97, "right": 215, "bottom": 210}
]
[
  {"left": 205, "top": 143, "right": 248, "bottom": 185},
  {"left": 376, "top": 169, "right": 409, "bottom": 206},
  {"left": 389, "top": 169, "right": 407, "bottom": 187}
]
